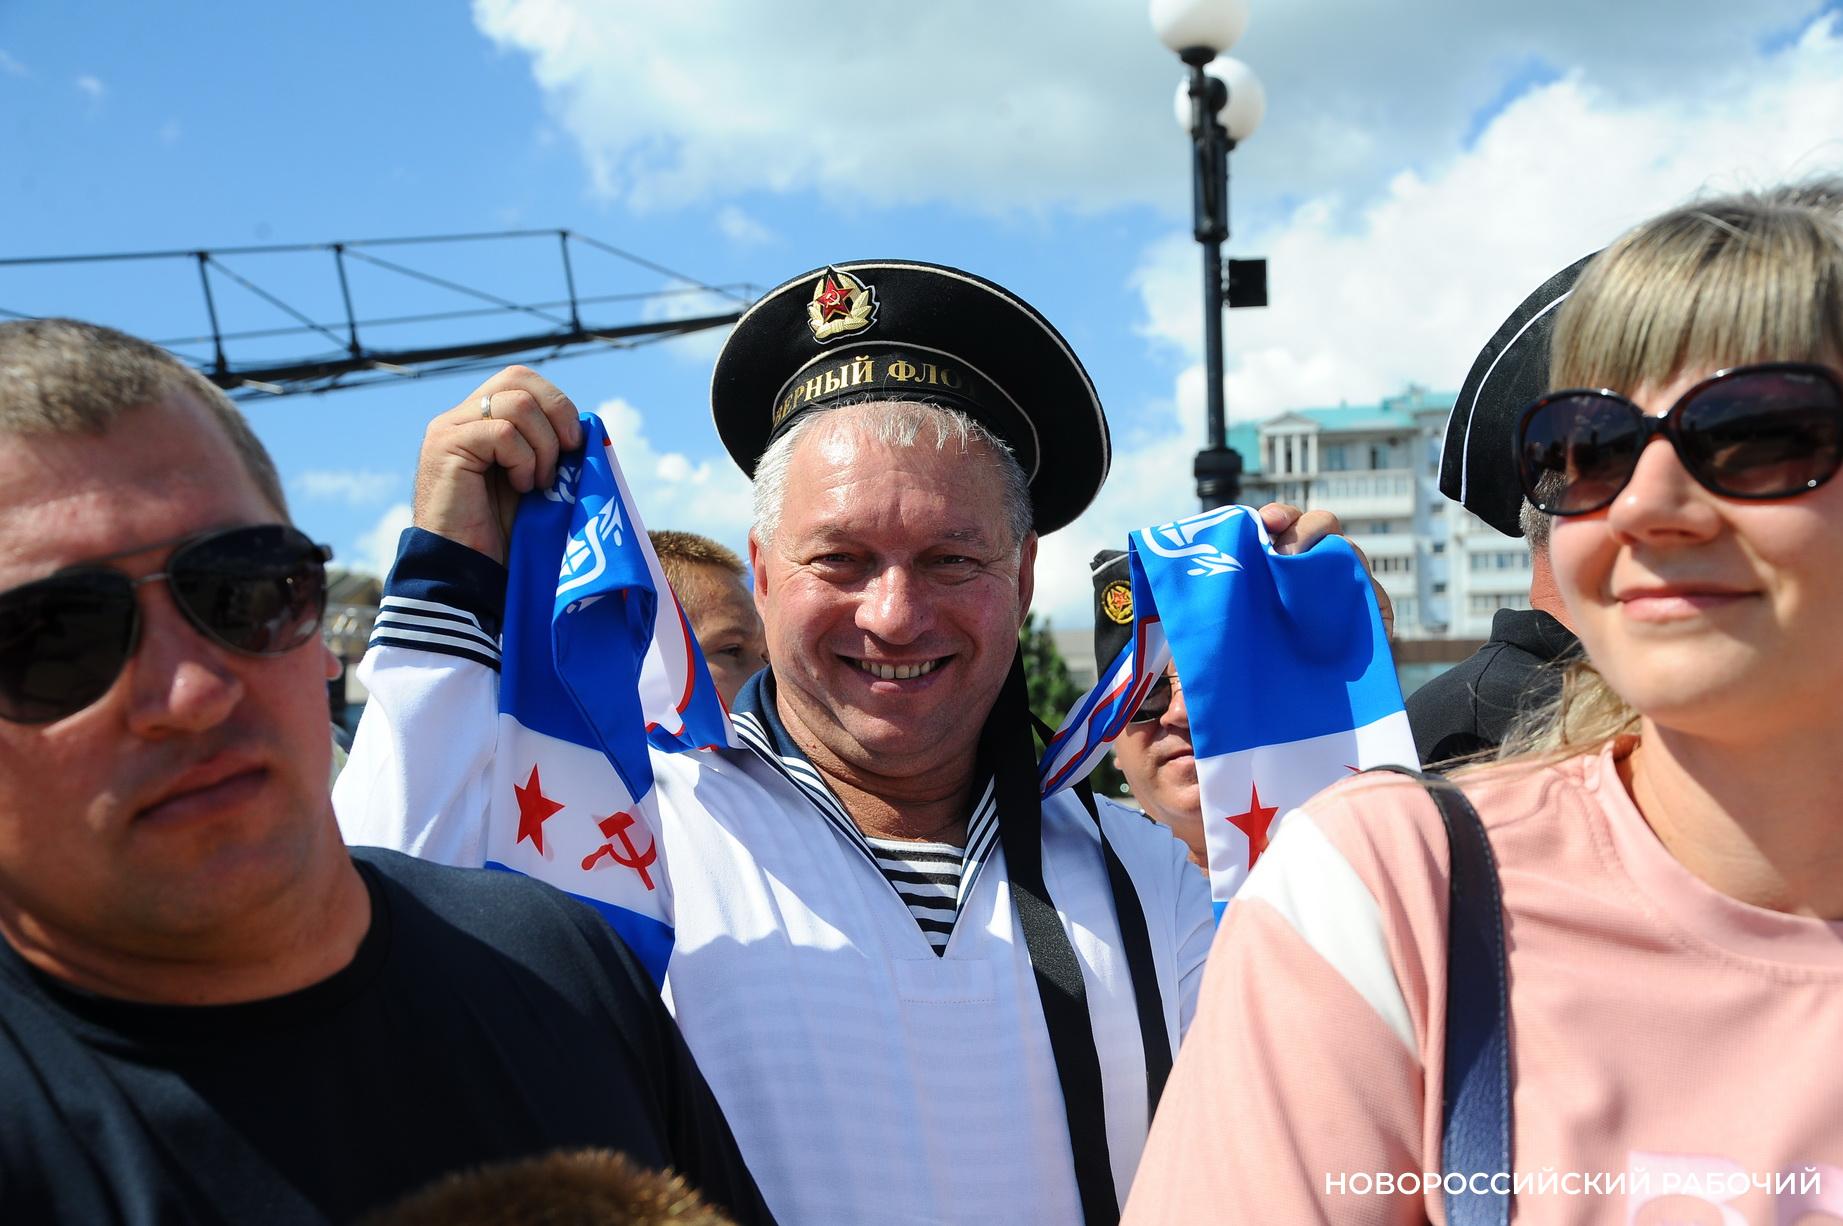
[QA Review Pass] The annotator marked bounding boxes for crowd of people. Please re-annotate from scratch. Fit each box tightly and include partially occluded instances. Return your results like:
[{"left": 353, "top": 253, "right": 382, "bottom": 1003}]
[{"left": 0, "top": 179, "right": 1838, "bottom": 1223}]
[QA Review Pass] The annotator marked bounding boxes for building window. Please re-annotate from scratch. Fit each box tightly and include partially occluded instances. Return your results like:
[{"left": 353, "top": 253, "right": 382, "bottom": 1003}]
[{"left": 1469, "top": 592, "right": 1531, "bottom": 615}]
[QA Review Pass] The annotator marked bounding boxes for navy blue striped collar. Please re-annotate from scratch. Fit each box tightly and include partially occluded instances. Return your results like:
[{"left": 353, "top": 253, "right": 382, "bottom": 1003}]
[
  {"left": 727, "top": 669, "right": 1002, "bottom": 908},
  {"left": 727, "top": 669, "right": 807, "bottom": 765}
]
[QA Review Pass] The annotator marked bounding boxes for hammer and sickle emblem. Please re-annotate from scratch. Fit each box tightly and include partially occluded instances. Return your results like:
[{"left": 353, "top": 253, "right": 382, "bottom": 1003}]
[{"left": 579, "top": 811, "right": 658, "bottom": 891}]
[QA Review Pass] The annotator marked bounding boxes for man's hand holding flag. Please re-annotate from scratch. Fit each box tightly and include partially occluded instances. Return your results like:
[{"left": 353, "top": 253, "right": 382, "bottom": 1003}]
[
  {"left": 486, "top": 413, "right": 734, "bottom": 984},
  {"left": 1041, "top": 504, "right": 1417, "bottom": 908}
]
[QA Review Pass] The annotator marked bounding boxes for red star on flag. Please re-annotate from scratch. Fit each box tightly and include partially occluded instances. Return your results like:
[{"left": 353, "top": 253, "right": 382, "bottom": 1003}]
[
  {"left": 1226, "top": 781, "right": 1280, "bottom": 868},
  {"left": 815, "top": 275, "right": 853, "bottom": 320},
  {"left": 513, "top": 764, "right": 565, "bottom": 855}
]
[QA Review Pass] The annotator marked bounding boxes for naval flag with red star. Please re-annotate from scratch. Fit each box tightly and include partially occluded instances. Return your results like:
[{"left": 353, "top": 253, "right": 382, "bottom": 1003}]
[
  {"left": 486, "top": 412, "right": 734, "bottom": 984},
  {"left": 1040, "top": 504, "right": 1417, "bottom": 911}
]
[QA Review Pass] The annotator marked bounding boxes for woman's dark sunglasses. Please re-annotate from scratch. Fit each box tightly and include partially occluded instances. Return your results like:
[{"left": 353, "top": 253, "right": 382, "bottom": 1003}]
[
  {"left": 0, "top": 524, "right": 331, "bottom": 724},
  {"left": 1515, "top": 362, "right": 1843, "bottom": 516}
]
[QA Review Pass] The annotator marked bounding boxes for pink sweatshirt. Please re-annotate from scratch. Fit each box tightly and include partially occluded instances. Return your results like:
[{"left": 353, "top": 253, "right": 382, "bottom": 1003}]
[{"left": 1123, "top": 741, "right": 1843, "bottom": 1224}]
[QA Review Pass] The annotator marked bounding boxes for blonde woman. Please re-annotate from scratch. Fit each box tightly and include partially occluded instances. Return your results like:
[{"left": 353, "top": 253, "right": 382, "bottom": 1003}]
[{"left": 1124, "top": 182, "right": 1843, "bottom": 1224}]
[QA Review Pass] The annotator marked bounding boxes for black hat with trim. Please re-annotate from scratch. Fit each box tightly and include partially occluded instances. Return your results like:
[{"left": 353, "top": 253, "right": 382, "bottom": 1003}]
[
  {"left": 711, "top": 260, "right": 1110, "bottom": 535},
  {"left": 1091, "top": 549, "right": 1133, "bottom": 677},
  {"left": 1439, "top": 252, "right": 1597, "bottom": 538}
]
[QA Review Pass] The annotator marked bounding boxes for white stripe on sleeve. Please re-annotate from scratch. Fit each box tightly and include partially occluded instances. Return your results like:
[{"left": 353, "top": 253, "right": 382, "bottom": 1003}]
[{"left": 1237, "top": 811, "right": 1418, "bottom": 1057}]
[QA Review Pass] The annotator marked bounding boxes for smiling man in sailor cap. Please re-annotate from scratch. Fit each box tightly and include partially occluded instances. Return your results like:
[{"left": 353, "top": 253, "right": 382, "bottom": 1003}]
[{"left": 339, "top": 260, "right": 1279, "bottom": 1224}]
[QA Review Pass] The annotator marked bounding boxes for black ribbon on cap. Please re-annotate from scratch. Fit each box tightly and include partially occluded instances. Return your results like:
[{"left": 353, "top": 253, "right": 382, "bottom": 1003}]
[{"left": 766, "top": 342, "right": 1040, "bottom": 480}]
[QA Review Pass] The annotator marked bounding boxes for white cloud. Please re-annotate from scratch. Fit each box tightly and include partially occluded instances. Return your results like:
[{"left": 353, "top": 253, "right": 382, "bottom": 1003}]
[
  {"left": 716, "top": 206, "right": 775, "bottom": 246},
  {"left": 73, "top": 74, "right": 104, "bottom": 106},
  {"left": 0, "top": 49, "right": 27, "bottom": 78},
  {"left": 352, "top": 502, "right": 414, "bottom": 579},
  {"left": 637, "top": 280, "right": 744, "bottom": 365},
  {"left": 295, "top": 469, "right": 404, "bottom": 507},
  {"left": 474, "top": 0, "right": 1820, "bottom": 217},
  {"left": 158, "top": 118, "right": 181, "bottom": 144},
  {"left": 590, "top": 397, "right": 756, "bottom": 552},
  {"left": 1151, "top": 15, "right": 1843, "bottom": 409},
  {"left": 1029, "top": 13, "right": 1843, "bottom": 629},
  {"left": 466, "top": 0, "right": 1843, "bottom": 628}
]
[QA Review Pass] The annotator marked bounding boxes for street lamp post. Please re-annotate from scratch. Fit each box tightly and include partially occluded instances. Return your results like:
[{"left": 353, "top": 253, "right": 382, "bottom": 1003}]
[{"left": 1151, "top": 0, "right": 1265, "bottom": 510}]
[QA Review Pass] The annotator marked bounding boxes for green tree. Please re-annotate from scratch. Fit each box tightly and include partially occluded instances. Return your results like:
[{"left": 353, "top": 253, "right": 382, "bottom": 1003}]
[{"left": 1018, "top": 613, "right": 1130, "bottom": 802}]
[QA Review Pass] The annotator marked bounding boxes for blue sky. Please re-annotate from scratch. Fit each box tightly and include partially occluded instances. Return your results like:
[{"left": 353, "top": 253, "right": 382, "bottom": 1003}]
[{"left": 5, "top": 0, "right": 1841, "bottom": 625}]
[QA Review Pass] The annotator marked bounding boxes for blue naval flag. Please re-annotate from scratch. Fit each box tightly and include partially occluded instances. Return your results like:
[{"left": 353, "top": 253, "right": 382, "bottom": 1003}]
[
  {"left": 1041, "top": 505, "right": 1417, "bottom": 908},
  {"left": 487, "top": 413, "right": 734, "bottom": 984}
]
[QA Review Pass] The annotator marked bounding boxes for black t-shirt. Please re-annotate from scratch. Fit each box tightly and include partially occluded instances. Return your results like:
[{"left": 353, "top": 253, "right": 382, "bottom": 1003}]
[{"left": 0, "top": 848, "right": 771, "bottom": 1225}]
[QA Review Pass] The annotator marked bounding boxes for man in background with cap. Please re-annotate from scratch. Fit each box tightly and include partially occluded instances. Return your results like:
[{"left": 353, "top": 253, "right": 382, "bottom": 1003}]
[
  {"left": 340, "top": 260, "right": 1376, "bottom": 1223},
  {"left": 1090, "top": 550, "right": 1207, "bottom": 872},
  {"left": 1406, "top": 257, "right": 1589, "bottom": 764}
]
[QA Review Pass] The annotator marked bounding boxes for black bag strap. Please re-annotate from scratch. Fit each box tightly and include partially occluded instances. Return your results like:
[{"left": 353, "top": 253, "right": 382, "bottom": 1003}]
[
  {"left": 1371, "top": 765, "right": 1511, "bottom": 1226},
  {"left": 1030, "top": 712, "right": 1174, "bottom": 1120},
  {"left": 987, "top": 655, "right": 1119, "bottom": 1225}
]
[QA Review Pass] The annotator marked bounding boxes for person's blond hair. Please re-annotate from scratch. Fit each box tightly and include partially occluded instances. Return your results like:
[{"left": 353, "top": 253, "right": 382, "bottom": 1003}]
[
  {"left": 648, "top": 529, "right": 745, "bottom": 596},
  {"left": 1552, "top": 180, "right": 1843, "bottom": 391},
  {"left": 1489, "top": 180, "right": 1843, "bottom": 767}
]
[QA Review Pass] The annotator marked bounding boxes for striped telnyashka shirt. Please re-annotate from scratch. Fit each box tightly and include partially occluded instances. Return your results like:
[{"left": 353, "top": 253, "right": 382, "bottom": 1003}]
[{"left": 864, "top": 837, "right": 965, "bottom": 954}]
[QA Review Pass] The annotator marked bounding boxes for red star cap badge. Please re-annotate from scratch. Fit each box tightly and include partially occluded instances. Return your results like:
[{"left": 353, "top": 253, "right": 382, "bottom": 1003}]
[{"left": 815, "top": 275, "right": 853, "bottom": 320}]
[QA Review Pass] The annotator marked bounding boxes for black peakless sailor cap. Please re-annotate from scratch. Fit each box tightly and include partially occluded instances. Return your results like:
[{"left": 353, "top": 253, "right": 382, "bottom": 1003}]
[
  {"left": 710, "top": 260, "right": 1110, "bottom": 535},
  {"left": 1439, "top": 252, "right": 1598, "bottom": 538},
  {"left": 1091, "top": 549, "right": 1133, "bottom": 677}
]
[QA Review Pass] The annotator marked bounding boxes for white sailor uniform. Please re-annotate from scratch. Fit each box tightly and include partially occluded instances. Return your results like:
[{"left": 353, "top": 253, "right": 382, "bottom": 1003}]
[{"left": 335, "top": 532, "right": 1214, "bottom": 1225}]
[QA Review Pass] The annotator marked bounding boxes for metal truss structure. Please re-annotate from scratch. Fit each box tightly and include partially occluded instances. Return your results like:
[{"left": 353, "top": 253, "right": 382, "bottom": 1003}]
[{"left": 1, "top": 229, "right": 753, "bottom": 401}]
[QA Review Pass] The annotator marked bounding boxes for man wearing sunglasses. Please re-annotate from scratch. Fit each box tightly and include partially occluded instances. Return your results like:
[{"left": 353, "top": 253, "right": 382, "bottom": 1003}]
[
  {"left": 1090, "top": 550, "right": 1206, "bottom": 872},
  {"left": 0, "top": 320, "right": 769, "bottom": 1225},
  {"left": 1408, "top": 257, "right": 1588, "bottom": 765}
]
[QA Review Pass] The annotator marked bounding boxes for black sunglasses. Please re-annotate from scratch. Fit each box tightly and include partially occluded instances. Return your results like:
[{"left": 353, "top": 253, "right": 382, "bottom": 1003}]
[
  {"left": 1129, "top": 672, "right": 1177, "bottom": 724},
  {"left": 1515, "top": 362, "right": 1843, "bottom": 517},
  {"left": 0, "top": 524, "right": 331, "bottom": 724}
]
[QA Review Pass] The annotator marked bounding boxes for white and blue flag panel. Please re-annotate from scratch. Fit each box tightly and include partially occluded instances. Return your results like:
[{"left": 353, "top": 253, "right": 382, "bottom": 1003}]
[
  {"left": 1041, "top": 505, "right": 1417, "bottom": 907},
  {"left": 488, "top": 413, "right": 735, "bottom": 984}
]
